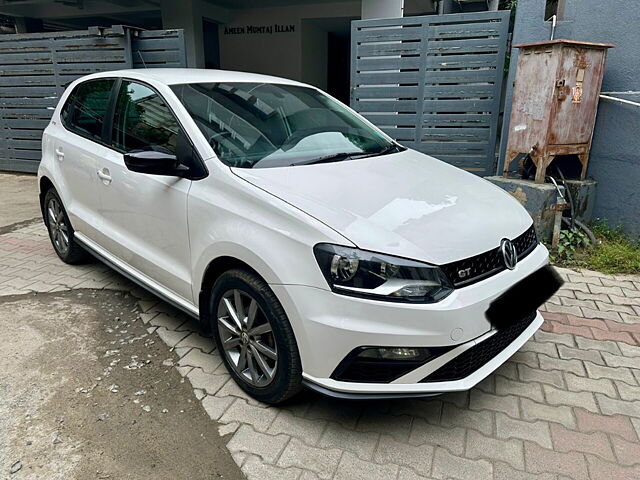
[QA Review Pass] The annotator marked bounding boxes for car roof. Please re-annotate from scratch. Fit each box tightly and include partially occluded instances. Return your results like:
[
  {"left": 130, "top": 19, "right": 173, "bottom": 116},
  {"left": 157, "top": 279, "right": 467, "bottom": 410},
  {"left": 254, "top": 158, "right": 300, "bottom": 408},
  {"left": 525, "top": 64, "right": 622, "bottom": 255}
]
[{"left": 80, "top": 68, "right": 310, "bottom": 88}]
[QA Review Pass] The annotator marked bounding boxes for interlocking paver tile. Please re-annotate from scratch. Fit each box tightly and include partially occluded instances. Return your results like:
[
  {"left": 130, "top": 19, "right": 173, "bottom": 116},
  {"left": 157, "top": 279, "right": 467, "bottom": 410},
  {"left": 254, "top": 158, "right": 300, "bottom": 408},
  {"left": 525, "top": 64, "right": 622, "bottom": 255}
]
[
  {"left": 334, "top": 451, "right": 399, "bottom": 480},
  {"left": 242, "top": 455, "right": 301, "bottom": 480},
  {"left": 356, "top": 410, "right": 413, "bottom": 442},
  {"left": 610, "top": 435, "right": 640, "bottom": 466},
  {"left": 596, "top": 394, "right": 640, "bottom": 417},
  {"left": 616, "top": 381, "right": 640, "bottom": 402},
  {"left": 220, "top": 399, "right": 277, "bottom": 433},
  {"left": 432, "top": 447, "right": 492, "bottom": 480},
  {"left": 496, "top": 376, "right": 545, "bottom": 402},
  {"left": 543, "top": 385, "right": 599, "bottom": 413},
  {"left": 495, "top": 412, "right": 552, "bottom": 449},
  {"left": 440, "top": 403, "right": 493, "bottom": 436},
  {"left": 318, "top": 423, "right": 379, "bottom": 460},
  {"left": 539, "top": 354, "right": 587, "bottom": 376},
  {"left": 585, "top": 362, "right": 637, "bottom": 385},
  {"left": 277, "top": 438, "right": 342, "bottom": 480},
  {"left": 518, "top": 364, "right": 566, "bottom": 388},
  {"left": 586, "top": 454, "right": 640, "bottom": 480},
  {"left": 178, "top": 348, "right": 223, "bottom": 373},
  {"left": 267, "top": 410, "right": 326, "bottom": 445},
  {"left": 575, "top": 408, "right": 638, "bottom": 442},
  {"left": 186, "top": 367, "right": 228, "bottom": 395},
  {"left": 524, "top": 442, "right": 589, "bottom": 480},
  {"left": 469, "top": 389, "right": 519, "bottom": 417},
  {"left": 550, "top": 423, "right": 615, "bottom": 461},
  {"left": 521, "top": 398, "right": 577, "bottom": 429},
  {"left": 558, "top": 344, "right": 605, "bottom": 364},
  {"left": 565, "top": 372, "right": 617, "bottom": 397},
  {"left": 374, "top": 434, "right": 434, "bottom": 475},
  {"left": 466, "top": 429, "right": 525, "bottom": 470},
  {"left": 226, "top": 424, "right": 289, "bottom": 464},
  {"left": 408, "top": 418, "right": 465, "bottom": 455},
  {"left": 4, "top": 223, "right": 640, "bottom": 479},
  {"left": 493, "top": 462, "right": 556, "bottom": 480}
]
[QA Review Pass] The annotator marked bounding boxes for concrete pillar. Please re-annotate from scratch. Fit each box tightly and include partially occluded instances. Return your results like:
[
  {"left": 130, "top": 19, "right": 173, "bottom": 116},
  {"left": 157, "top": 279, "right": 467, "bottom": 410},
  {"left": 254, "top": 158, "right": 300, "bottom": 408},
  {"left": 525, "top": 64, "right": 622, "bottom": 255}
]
[
  {"left": 438, "top": 0, "right": 457, "bottom": 14},
  {"left": 161, "top": 0, "right": 204, "bottom": 68},
  {"left": 361, "top": 0, "right": 404, "bottom": 19}
]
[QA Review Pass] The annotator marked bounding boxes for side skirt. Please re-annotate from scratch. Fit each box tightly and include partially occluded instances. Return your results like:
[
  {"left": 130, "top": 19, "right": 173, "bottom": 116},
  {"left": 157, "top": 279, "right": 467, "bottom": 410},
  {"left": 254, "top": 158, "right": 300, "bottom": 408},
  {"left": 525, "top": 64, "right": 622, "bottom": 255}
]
[{"left": 74, "top": 232, "right": 200, "bottom": 321}]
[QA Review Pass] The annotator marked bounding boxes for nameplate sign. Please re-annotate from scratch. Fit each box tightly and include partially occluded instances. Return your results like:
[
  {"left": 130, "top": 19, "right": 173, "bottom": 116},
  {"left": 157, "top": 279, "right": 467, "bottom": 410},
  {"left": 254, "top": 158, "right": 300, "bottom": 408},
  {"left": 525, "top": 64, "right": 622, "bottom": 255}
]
[{"left": 223, "top": 24, "right": 295, "bottom": 35}]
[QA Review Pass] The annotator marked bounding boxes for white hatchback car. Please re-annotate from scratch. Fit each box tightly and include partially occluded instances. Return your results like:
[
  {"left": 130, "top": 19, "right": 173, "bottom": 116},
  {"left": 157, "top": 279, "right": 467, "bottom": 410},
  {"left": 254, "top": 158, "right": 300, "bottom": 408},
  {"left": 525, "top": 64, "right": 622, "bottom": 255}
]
[{"left": 38, "top": 69, "right": 561, "bottom": 404}]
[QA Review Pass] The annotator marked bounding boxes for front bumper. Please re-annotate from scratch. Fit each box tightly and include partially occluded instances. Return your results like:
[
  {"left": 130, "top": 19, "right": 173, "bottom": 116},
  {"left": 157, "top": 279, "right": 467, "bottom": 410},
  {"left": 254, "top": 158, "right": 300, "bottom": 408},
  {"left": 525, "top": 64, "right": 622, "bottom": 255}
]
[{"left": 271, "top": 243, "right": 549, "bottom": 396}]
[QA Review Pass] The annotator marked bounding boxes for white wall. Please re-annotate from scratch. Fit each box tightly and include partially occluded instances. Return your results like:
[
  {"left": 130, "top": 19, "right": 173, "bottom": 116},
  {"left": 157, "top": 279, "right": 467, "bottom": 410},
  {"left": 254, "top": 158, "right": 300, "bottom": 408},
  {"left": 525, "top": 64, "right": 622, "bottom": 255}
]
[
  {"left": 218, "top": 2, "right": 360, "bottom": 85},
  {"left": 361, "top": 0, "right": 404, "bottom": 19}
]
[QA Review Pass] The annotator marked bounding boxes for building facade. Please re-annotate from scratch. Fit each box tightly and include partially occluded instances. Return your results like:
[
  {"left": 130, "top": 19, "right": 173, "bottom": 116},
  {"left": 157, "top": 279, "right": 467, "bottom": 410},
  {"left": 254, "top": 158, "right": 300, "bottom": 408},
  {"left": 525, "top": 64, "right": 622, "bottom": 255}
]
[{"left": 0, "top": 0, "right": 453, "bottom": 104}]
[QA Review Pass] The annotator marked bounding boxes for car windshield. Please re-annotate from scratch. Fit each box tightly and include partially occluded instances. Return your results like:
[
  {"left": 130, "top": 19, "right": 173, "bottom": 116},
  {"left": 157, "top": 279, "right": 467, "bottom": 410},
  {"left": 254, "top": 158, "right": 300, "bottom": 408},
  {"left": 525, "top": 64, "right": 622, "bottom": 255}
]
[{"left": 170, "top": 82, "right": 402, "bottom": 168}]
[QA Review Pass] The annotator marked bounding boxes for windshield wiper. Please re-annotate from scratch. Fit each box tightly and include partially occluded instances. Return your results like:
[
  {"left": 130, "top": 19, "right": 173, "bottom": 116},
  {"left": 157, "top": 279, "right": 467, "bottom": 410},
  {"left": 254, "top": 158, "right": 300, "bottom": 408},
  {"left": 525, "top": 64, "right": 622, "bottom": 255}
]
[
  {"left": 289, "top": 151, "right": 371, "bottom": 167},
  {"left": 376, "top": 143, "right": 407, "bottom": 156},
  {"left": 289, "top": 143, "right": 407, "bottom": 167}
]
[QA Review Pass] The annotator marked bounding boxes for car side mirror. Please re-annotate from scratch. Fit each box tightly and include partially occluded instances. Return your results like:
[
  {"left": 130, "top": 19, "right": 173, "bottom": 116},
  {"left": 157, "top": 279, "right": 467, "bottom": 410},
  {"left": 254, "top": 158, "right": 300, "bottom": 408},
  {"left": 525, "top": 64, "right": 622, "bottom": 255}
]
[
  {"left": 123, "top": 150, "right": 189, "bottom": 177},
  {"left": 123, "top": 130, "right": 207, "bottom": 180}
]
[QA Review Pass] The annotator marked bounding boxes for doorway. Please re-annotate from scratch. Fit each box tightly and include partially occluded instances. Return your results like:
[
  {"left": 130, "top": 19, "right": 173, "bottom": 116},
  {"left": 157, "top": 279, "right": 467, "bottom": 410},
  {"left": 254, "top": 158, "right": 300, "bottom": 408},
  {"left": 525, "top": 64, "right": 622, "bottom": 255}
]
[
  {"left": 203, "top": 19, "right": 220, "bottom": 69},
  {"left": 327, "top": 32, "right": 350, "bottom": 104},
  {"left": 301, "top": 17, "right": 354, "bottom": 104}
]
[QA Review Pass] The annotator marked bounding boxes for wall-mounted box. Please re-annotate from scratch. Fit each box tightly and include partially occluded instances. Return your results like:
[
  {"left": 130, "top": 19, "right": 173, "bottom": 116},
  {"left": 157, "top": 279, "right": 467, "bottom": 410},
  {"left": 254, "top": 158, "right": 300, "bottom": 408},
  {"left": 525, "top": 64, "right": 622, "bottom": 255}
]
[{"left": 503, "top": 39, "right": 613, "bottom": 182}]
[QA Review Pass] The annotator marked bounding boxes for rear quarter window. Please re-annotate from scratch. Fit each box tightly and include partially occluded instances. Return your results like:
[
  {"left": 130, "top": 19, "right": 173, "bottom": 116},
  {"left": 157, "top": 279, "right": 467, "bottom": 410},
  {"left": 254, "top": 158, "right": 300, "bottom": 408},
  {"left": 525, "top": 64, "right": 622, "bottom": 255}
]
[{"left": 61, "top": 79, "right": 115, "bottom": 141}]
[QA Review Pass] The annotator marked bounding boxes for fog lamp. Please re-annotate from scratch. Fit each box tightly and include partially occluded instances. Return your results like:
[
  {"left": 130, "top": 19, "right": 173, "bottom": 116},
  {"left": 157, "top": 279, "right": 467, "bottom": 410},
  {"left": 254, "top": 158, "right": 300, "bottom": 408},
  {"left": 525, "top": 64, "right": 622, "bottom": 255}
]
[{"left": 358, "top": 347, "right": 431, "bottom": 362}]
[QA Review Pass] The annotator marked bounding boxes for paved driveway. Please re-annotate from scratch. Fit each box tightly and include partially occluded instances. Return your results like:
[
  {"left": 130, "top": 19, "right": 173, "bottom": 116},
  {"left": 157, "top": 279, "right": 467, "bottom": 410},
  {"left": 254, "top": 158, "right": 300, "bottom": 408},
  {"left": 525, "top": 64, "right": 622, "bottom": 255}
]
[{"left": 1, "top": 215, "right": 639, "bottom": 479}]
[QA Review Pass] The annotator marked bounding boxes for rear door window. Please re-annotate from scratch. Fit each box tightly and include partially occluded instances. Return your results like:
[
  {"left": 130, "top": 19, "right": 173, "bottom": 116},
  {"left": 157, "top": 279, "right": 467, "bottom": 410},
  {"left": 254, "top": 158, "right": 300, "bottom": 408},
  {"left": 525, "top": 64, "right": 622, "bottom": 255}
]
[
  {"left": 61, "top": 79, "right": 115, "bottom": 141},
  {"left": 111, "top": 81, "right": 180, "bottom": 155}
]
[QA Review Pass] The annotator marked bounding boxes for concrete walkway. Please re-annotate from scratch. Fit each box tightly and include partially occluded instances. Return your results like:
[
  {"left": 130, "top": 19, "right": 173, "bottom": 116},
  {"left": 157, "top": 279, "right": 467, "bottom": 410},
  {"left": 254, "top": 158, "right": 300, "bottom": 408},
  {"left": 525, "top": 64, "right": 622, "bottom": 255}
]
[{"left": 1, "top": 173, "right": 639, "bottom": 479}]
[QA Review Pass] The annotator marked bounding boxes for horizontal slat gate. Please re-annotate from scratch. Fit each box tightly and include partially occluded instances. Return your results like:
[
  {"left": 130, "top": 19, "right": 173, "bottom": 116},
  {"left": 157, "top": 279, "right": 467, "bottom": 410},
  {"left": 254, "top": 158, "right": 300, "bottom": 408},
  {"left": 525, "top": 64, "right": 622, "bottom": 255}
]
[
  {"left": 0, "top": 26, "right": 186, "bottom": 173},
  {"left": 351, "top": 11, "right": 510, "bottom": 176}
]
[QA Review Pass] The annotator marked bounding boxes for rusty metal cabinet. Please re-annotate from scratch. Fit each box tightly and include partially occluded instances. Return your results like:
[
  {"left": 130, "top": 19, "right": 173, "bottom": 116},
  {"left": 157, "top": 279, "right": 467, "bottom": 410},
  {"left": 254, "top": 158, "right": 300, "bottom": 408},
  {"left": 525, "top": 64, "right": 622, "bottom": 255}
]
[{"left": 504, "top": 39, "right": 613, "bottom": 182}]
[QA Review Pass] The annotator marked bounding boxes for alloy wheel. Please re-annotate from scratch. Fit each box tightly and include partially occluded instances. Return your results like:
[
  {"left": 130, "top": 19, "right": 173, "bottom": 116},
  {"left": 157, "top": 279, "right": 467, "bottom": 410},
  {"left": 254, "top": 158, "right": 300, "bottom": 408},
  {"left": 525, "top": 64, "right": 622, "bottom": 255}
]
[
  {"left": 47, "top": 197, "right": 69, "bottom": 255},
  {"left": 216, "top": 289, "right": 278, "bottom": 387}
]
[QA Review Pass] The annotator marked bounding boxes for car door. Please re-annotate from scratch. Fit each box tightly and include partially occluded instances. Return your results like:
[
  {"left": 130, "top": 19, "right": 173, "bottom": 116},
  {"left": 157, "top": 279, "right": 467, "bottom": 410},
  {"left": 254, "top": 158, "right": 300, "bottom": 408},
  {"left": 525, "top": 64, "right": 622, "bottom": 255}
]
[
  {"left": 94, "top": 79, "right": 194, "bottom": 302},
  {"left": 52, "top": 78, "right": 116, "bottom": 240}
]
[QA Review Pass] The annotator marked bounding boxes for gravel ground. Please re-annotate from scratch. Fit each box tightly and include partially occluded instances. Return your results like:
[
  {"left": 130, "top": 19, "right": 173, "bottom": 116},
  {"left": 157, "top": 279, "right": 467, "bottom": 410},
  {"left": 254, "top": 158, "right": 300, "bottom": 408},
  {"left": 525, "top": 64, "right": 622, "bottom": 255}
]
[{"left": 0, "top": 288, "right": 243, "bottom": 480}]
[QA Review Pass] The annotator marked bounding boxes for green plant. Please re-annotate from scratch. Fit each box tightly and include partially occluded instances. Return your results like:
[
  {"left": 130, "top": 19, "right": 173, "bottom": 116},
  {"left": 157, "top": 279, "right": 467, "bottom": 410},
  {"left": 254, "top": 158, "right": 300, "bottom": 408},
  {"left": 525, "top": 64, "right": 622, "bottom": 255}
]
[
  {"left": 550, "top": 220, "right": 640, "bottom": 275},
  {"left": 556, "top": 228, "right": 590, "bottom": 261},
  {"left": 584, "top": 221, "right": 640, "bottom": 274}
]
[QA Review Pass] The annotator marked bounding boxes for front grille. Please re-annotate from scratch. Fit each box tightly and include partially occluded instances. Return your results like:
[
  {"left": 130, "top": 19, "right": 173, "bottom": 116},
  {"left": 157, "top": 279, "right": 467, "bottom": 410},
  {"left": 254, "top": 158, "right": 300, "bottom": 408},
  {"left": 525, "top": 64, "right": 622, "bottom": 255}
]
[
  {"left": 420, "top": 312, "right": 537, "bottom": 383},
  {"left": 440, "top": 224, "right": 538, "bottom": 288}
]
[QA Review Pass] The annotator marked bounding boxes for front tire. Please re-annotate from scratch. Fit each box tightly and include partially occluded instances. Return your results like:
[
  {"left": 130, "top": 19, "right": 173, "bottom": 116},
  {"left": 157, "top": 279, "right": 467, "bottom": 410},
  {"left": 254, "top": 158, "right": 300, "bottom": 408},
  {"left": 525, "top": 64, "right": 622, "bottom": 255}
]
[
  {"left": 43, "top": 188, "right": 89, "bottom": 264},
  {"left": 209, "top": 268, "right": 302, "bottom": 404}
]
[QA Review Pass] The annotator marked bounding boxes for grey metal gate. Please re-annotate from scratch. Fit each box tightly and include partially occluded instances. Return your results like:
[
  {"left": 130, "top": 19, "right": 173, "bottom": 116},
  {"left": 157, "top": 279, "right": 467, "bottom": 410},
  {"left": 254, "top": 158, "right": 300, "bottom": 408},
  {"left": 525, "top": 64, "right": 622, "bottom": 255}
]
[
  {"left": 0, "top": 25, "right": 186, "bottom": 173},
  {"left": 350, "top": 11, "right": 510, "bottom": 175}
]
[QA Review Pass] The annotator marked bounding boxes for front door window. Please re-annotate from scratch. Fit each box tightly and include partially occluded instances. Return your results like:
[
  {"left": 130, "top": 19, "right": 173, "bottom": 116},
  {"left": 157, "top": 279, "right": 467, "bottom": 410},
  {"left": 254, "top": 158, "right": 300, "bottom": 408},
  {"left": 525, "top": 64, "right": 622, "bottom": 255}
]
[{"left": 112, "top": 81, "right": 180, "bottom": 155}]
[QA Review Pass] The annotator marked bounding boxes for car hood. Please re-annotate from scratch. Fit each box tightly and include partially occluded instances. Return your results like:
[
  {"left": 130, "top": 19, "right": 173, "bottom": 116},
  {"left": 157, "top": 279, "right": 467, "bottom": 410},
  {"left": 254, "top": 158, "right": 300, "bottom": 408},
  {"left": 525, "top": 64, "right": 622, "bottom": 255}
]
[{"left": 231, "top": 149, "right": 533, "bottom": 264}]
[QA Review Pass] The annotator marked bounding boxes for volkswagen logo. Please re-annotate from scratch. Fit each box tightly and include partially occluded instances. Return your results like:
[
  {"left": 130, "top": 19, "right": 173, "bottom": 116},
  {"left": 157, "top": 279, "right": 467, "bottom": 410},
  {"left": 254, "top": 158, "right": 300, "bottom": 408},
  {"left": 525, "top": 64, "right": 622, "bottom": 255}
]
[{"left": 500, "top": 239, "right": 518, "bottom": 270}]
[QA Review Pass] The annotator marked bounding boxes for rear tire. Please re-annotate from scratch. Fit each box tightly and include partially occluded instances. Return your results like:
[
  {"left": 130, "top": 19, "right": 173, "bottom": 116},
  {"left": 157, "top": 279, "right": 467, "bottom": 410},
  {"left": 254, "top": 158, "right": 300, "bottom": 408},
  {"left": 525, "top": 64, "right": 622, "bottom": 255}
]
[
  {"left": 43, "top": 188, "right": 89, "bottom": 264},
  {"left": 209, "top": 268, "right": 303, "bottom": 404}
]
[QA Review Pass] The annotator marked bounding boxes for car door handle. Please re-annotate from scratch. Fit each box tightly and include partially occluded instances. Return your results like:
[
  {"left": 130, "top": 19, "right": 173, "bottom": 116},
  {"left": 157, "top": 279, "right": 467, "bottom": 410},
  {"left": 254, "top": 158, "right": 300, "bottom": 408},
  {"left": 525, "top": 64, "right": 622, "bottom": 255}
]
[
  {"left": 97, "top": 169, "right": 112, "bottom": 184},
  {"left": 55, "top": 147, "right": 64, "bottom": 161}
]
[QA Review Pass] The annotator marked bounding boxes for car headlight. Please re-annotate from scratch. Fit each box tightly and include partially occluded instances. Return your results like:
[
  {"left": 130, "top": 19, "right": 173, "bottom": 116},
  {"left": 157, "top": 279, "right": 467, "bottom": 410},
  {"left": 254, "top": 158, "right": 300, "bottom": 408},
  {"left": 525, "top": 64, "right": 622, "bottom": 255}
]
[{"left": 313, "top": 244, "right": 453, "bottom": 303}]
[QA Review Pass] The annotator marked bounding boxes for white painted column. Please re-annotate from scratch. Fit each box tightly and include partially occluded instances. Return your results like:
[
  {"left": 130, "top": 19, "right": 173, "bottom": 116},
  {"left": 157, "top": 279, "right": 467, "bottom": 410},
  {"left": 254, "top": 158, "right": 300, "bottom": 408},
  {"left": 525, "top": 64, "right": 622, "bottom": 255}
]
[{"left": 361, "top": 0, "right": 404, "bottom": 19}]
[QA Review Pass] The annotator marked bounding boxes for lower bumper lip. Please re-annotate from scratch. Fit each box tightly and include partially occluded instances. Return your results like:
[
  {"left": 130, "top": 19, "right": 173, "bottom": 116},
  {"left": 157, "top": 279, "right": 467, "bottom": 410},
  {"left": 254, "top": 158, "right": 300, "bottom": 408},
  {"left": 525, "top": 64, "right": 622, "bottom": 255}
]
[
  {"left": 300, "top": 312, "right": 543, "bottom": 397},
  {"left": 302, "top": 379, "right": 442, "bottom": 400}
]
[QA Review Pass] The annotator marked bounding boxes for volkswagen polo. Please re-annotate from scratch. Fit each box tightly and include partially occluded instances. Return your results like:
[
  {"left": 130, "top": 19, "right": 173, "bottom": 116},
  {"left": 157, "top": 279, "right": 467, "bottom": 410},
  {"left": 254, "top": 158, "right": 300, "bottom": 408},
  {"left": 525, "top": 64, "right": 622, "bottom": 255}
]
[{"left": 38, "top": 69, "right": 561, "bottom": 404}]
